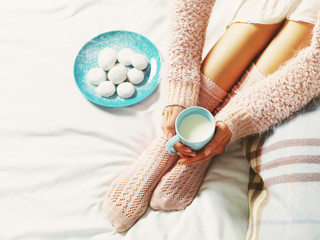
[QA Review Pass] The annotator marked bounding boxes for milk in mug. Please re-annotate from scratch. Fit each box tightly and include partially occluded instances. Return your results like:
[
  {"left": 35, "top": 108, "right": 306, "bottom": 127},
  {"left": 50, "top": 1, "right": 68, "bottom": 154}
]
[{"left": 178, "top": 114, "right": 214, "bottom": 142}]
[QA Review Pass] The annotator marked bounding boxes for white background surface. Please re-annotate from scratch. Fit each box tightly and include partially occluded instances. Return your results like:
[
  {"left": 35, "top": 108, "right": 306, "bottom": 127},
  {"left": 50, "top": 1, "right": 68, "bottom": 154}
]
[{"left": 0, "top": 0, "right": 249, "bottom": 239}]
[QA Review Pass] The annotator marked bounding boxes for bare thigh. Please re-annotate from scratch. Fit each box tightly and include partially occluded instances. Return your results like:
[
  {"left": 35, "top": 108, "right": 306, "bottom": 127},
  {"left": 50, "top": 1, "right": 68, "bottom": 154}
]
[
  {"left": 255, "top": 20, "right": 314, "bottom": 75},
  {"left": 201, "top": 22, "right": 283, "bottom": 91}
]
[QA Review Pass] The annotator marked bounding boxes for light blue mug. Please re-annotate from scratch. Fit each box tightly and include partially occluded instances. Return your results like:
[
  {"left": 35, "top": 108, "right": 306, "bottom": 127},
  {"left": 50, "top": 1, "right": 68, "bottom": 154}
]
[{"left": 166, "top": 106, "right": 216, "bottom": 154}]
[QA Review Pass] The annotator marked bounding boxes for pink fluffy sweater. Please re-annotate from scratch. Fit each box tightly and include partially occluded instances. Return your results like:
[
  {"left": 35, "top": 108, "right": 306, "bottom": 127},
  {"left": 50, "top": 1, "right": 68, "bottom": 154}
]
[{"left": 162, "top": 0, "right": 320, "bottom": 142}]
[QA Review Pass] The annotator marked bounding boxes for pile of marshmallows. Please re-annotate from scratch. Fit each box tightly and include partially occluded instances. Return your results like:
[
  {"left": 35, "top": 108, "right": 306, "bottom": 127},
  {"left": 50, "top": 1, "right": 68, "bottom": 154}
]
[{"left": 86, "top": 47, "right": 148, "bottom": 98}]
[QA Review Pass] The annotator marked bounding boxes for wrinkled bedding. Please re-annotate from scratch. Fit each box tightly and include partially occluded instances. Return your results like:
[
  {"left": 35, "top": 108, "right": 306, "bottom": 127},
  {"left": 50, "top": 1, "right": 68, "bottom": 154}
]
[{"left": 0, "top": 0, "right": 250, "bottom": 239}]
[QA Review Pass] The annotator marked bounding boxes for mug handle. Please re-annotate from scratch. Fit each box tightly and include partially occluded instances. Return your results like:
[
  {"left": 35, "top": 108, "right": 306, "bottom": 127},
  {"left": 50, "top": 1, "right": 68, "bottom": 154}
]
[{"left": 166, "top": 135, "right": 181, "bottom": 154}]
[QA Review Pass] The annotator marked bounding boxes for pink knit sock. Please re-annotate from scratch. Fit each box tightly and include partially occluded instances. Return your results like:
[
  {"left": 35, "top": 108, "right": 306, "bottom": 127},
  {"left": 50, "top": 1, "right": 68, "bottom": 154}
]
[
  {"left": 104, "top": 74, "right": 226, "bottom": 231},
  {"left": 103, "top": 136, "right": 177, "bottom": 232},
  {"left": 150, "top": 64, "right": 265, "bottom": 211},
  {"left": 150, "top": 159, "right": 211, "bottom": 211},
  {"left": 198, "top": 73, "right": 227, "bottom": 112},
  {"left": 214, "top": 63, "right": 266, "bottom": 114}
]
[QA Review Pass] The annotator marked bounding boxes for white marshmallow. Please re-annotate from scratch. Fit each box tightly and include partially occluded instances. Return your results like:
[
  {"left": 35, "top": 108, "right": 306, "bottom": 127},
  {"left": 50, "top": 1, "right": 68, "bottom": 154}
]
[
  {"left": 117, "top": 82, "right": 135, "bottom": 98},
  {"left": 130, "top": 53, "right": 148, "bottom": 70},
  {"left": 96, "top": 81, "right": 116, "bottom": 97},
  {"left": 98, "top": 48, "right": 117, "bottom": 71},
  {"left": 127, "top": 68, "right": 144, "bottom": 85},
  {"left": 118, "top": 48, "right": 135, "bottom": 66},
  {"left": 108, "top": 64, "right": 127, "bottom": 84},
  {"left": 86, "top": 68, "right": 107, "bottom": 85}
]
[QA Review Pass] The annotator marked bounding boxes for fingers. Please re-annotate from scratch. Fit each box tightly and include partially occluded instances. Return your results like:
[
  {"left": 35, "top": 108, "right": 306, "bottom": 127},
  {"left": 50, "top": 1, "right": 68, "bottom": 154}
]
[
  {"left": 161, "top": 106, "right": 196, "bottom": 156},
  {"left": 162, "top": 109, "right": 195, "bottom": 156},
  {"left": 162, "top": 106, "right": 183, "bottom": 139},
  {"left": 174, "top": 142, "right": 196, "bottom": 157},
  {"left": 177, "top": 152, "right": 192, "bottom": 159},
  {"left": 180, "top": 134, "right": 230, "bottom": 165},
  {"left": 177, "top": 121, "right": 231, "bottom": 165},
  {"left": 203, "top": 122, "right": 231, "bottom": 155},
  {"left": 162, "top": 116, "right": 175, "bottom": 139},
  {"left": 177, "top": 151, "right": 206, "bottom": 165}
]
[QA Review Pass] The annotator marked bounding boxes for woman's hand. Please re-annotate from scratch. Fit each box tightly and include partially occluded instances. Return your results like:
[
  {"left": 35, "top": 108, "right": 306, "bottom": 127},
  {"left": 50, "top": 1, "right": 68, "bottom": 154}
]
[
  {"left": 162, "top": 106, "right": 197, "bottom": 157},
  {"left": 177, "top": 121, "right": 231, "bottom": 165}
]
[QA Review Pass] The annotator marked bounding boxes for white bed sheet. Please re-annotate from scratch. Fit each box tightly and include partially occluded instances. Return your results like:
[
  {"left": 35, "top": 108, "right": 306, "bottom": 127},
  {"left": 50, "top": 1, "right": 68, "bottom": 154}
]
[{"left": 0, "top": 0, "right": 249, "bottom": 239}]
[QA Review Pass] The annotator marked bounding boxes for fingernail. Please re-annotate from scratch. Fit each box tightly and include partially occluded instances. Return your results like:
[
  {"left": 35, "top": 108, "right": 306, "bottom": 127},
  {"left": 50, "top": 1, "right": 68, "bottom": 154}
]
[
  {"left": 191, "top": 153, "right": 196, "bottom": 157},
  {"left": 185, "top": 149, "right": 191, "bottom": 153},
  {"left": 167, "top": 132, "right": 173, "bottom": 139},
  {"left": 177, "top": 160, "right": 185, "bottom": 165},
  {"left": 205, "top": 147, "right": 212, "bottom": 156}
]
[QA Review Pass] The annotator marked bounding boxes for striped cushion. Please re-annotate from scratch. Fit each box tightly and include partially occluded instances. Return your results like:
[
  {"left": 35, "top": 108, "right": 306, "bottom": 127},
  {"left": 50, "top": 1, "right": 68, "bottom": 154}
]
[{"left": 243, "top": 97, "right": 320, "bottom": 240}]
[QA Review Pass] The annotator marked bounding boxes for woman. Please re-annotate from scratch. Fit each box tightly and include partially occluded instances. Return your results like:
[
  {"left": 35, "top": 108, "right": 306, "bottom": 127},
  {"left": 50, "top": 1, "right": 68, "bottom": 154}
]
[{"left": 104, "top": 0, "right": 320, "bottom": 232}]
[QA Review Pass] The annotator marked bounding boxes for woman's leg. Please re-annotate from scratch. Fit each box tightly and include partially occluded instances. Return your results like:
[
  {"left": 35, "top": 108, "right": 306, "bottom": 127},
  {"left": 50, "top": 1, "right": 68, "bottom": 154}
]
[
  {"left": 150, "top": 22, "right": 283, "bottom": 211},
  {"left": 150, "top": 20, "right": 315, "bottom": 211},
  {"left": 104, "top": 136, "right": 178, "bottom": 232},
  {"left": 201, "top": 22, "right": 283, "bottom": 91},
  {"left": 255, "top": 20, "right": 314, "bottom": 75},
  {"left": 217, "top": 20, "right": 314, "bottom": 111}
]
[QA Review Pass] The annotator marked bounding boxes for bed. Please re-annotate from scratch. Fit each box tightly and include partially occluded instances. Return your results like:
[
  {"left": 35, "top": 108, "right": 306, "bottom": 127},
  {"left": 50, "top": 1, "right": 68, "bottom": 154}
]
[{"left": 0, "top": 0, "right": 252, "bottom": 239}]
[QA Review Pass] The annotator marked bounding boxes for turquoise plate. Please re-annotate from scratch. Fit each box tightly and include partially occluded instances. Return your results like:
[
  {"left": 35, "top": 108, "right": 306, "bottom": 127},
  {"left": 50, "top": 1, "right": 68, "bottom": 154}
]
[{"left": 74, "top": 31, "right": 161, "bottom": 107}]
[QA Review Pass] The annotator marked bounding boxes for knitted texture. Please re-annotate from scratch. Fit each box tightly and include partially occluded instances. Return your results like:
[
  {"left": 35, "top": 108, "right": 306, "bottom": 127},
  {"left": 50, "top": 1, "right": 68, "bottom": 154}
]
[
  {"left": 198, "top": 73, "right": 227, "bottom": 112},
  {"left": 214, "top": 64, "right": 265, "bottom": 114},
  {"left": 104, "top": 136, "right": 177, "bottom": 232},
  {"left": 162, "top": 0, "right": 216, "bottom": 109},
  {"left": 216, "top": 11, "right": 320, "bottom": 143},
  {"left": 104, "top": 74, "right": 226, "bottom": 229},
  {"left": 150, "top": 160, "right": 211, "bottom": 211},
  {"left": 150, "top": 66, "right": 261, "bottom": 211},
  {"left": 151, "top": 18, "right": 320, "bottom": 207}
]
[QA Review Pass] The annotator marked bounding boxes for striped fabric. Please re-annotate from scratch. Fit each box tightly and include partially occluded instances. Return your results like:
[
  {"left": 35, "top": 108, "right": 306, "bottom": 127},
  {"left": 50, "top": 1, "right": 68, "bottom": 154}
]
[{"left": 243, "top": 97, "right": 320, "bottom": 240}]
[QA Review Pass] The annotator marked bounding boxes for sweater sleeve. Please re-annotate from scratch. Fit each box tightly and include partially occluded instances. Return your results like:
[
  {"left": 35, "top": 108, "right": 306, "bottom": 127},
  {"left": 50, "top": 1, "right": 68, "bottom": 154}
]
[
  {"left": 215, "top": 29, "right": 320, "bottom": 143},
  {"left": 161, "top": 0, "right": 216, "bottom": 109}
]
